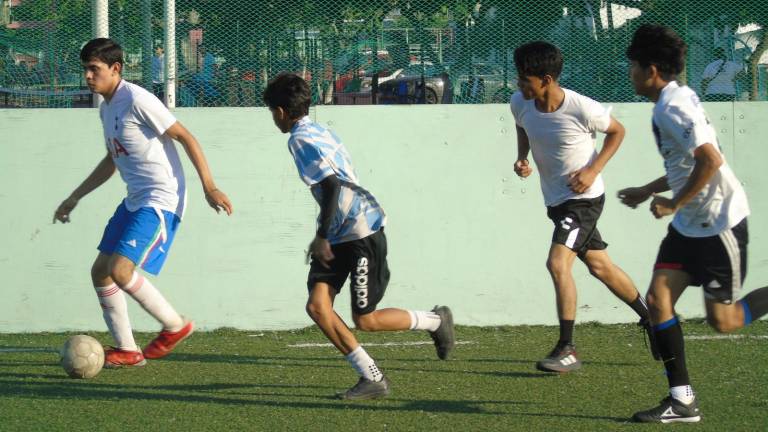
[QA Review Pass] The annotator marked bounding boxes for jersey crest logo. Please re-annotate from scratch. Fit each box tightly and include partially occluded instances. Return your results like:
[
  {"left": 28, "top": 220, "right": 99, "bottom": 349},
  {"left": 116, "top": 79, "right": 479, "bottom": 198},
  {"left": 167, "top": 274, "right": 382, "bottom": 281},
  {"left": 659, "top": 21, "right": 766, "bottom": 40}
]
[{"left": 108, "top": 137, "right": 130, "bottom": 158}]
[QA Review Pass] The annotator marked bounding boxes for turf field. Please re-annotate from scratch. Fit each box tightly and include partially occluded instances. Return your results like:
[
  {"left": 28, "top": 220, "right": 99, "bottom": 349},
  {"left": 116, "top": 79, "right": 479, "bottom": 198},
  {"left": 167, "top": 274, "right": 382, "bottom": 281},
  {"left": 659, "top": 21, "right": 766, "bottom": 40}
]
[{"left": 1, "top": 321, "right": 766, "bottom": 431}]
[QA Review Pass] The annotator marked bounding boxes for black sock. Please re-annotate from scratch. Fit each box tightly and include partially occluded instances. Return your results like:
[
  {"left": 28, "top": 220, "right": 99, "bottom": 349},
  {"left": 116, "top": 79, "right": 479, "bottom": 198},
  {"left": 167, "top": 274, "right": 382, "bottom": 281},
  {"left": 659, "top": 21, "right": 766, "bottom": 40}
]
[
  {"left": 558, "top": 319, "right": 575, "bottom": 345},
  {"left": 627, "top": 293, "right": 650, "bottom": 320},
  {"left": 741, "top": 287, "right": 768, "bottom": 324},
  {"left": 654, "top": 316, "right": 690, "bottom": 387}
]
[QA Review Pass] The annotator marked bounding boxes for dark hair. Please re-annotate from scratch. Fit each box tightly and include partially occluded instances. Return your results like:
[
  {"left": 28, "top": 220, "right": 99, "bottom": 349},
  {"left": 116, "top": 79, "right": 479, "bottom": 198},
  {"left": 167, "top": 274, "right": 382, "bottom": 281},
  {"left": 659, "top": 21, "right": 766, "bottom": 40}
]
[
  {"left": 80, "top": 38, "right": 124, "bottom": 67},
  {"left": 513, "top": 41, "right": 563, "bottom": 79},
  {"left": 263, "top": 73, "right": 311, "bottom": 119},
  {"left": 626, "top": 24, "right": 686, "bottom": 77}
]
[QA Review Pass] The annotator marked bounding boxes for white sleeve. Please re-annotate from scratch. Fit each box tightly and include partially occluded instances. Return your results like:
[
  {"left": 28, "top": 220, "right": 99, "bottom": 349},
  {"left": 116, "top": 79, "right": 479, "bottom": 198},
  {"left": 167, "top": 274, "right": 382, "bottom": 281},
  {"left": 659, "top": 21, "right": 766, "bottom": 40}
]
[
  {"left": 579, "top": 94, "right": 612, "bottom": 133},
  {"left": 509, "top": 91, "right": 524, "bottom": 126},
  {"left": 659, "top": 103, "right": 718, "bottom": 154},
  {"left": 133, "top": 93, "right": 177, "bottom": 136}
]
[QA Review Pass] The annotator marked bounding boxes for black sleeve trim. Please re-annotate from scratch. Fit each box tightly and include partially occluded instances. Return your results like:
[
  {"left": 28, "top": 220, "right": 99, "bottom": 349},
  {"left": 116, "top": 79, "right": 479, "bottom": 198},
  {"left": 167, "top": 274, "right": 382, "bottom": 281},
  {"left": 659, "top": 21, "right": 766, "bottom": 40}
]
[{"left": 316, "top": 175, "right": 340, "bottom": 239}]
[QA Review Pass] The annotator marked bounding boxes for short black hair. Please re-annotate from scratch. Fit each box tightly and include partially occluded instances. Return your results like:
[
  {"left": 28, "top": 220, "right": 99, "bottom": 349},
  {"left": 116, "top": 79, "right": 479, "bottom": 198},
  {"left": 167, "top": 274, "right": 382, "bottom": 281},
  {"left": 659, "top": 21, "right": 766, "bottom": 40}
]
[
  {"left": 514, "top": 41, "right": 563, "bottom": 79},
  {"left": 263, "top": 73, "right": 311, "bottom": 119},
  {"left": 80, "top": 38, "right": 124, "bottom": 67},
  {"left": 626, "top": 24, "right": 686, "bottom": 77}
]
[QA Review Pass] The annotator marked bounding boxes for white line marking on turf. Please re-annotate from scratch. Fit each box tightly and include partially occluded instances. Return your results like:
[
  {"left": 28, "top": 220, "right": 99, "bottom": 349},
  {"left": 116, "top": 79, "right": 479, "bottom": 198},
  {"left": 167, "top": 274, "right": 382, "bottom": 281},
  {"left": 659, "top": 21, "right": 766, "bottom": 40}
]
[
  {"left": 0, "top": 348, "right": 58, "bottom": 353},
  {"left": 288, "top": 340, "right": 476, "bottom": 348},
  {"left": 686, "top": 335, "right": 768, "bottom": 340}
]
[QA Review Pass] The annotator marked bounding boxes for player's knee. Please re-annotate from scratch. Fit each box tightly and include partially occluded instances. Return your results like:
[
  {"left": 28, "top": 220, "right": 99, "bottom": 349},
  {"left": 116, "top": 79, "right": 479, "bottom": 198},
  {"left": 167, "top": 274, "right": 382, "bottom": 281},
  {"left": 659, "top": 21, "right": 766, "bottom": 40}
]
[
  {"left": 90, "top": 260, "right": 110, "bottom": 284},
  {"left": 305, "top": 301, "right": 329, "bottom": 322},
  {"left": 587, "top": 261, "right": 609, "bottom": 280},
  {"left": 352, "top": 312, "right": 377, "bottom": 331},
  {"left": 108, "top": 262, "right": 134, "bottom": 287},
  {"left": 546, "top": 257, "right": 568, "bottom": 278},
  {"left": 645, "top": 292, "right": 662, "bottom": 313},
  {"left": 707, "top": 314, "right": 740, "bottom": 333}
]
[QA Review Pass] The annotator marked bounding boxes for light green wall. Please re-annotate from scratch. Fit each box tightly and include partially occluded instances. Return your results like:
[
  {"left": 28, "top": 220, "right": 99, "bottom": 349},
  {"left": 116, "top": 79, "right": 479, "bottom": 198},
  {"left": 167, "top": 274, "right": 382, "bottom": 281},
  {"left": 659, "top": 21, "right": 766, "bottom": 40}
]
[{"left": 1, "top": 103, "right": 766, "bottom": 332}]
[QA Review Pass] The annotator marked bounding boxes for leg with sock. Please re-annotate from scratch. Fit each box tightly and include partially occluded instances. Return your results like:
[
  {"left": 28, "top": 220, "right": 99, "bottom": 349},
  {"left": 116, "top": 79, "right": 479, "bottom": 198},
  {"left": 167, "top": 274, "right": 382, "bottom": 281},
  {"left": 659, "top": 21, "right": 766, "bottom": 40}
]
[
  {"left": 633, "top": 270, "right": 700, "bottom": 423},
  {"left": 740, "top": 286, "right": 768, "bottom": 325},
  {"left": 120, "top": 272, "right": 184, "bottom": 331},
  {"left": 95, "top": 283, "right": 137, "bottom": 351}
]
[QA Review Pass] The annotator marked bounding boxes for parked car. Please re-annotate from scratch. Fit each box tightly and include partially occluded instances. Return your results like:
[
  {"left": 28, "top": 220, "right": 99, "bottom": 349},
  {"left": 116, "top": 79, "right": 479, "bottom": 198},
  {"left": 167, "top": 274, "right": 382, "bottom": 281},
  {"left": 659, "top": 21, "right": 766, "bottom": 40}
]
[
  {"left": 376, "top": 63, "right": 451, "bottom": 104},
  {"left": 456, "top": 62, "right": 516, "bottom": 103}
]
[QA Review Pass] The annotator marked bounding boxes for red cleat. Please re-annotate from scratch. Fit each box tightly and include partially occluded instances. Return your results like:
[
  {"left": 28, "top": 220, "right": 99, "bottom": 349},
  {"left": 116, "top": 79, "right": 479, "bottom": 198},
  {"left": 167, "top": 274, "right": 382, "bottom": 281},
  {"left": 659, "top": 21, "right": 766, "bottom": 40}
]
[
  {"left": 104, "top": 347, "right": 146, "bottom": 369},
  {"left": 142, "top": 319, "right": 194, "bottom": 359}
]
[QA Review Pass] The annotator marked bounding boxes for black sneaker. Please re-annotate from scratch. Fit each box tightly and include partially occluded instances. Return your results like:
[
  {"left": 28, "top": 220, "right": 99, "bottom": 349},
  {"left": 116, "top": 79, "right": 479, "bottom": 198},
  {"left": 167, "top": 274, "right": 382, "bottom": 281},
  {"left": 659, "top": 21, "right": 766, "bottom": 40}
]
[
  {"left": 535, "top": 341, "right": 581, "bottom": 373},
  {"left": 337, "top": 376, "right": 391, "bottom": 400},
  {"left": 428, "top": 306, "right": 455, "bottom": 360},
  {"left": 638, "top": 317, "right": 661, "bottom": 360},
  {"left": 632, "top": 396, "right": 701, "bottom": 423}
]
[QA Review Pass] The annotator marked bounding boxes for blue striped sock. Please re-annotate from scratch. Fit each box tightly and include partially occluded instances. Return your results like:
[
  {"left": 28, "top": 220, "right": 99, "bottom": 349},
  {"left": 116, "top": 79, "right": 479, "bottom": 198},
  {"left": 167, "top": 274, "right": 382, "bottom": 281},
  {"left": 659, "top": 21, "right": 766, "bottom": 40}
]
[
  {"left": 653, "top": 316, "right": 679, "bottom": 332},
  {"left": 741, "top": 301, "right": 753, "bottom": 326}
]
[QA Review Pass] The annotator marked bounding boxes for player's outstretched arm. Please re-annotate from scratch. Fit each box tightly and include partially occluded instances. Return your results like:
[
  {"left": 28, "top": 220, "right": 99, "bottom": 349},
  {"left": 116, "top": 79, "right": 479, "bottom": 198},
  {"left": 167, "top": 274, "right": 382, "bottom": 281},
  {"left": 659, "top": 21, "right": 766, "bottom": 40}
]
[
  {"left": 617, "top": 175, "right": 670, "bottom": 209},
  {"left": 53, "top": 153, "right": 115, "bottom": 223},
  {"left": 514, "top": 125, "right": 533, "bottom": 178},
  {"left": 569, "top": 116, "right": 625, "bottom": 193},
  {"left": 165, "top": 121, "right": 233, "bottom": 215}
]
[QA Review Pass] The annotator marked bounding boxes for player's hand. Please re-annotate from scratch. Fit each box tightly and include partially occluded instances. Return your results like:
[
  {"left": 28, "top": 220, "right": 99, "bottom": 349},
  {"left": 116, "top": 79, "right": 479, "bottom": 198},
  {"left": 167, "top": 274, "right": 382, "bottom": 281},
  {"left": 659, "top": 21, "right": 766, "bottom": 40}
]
[
  {"left": 617, "top": 186, "right": 652, "bottom": 209},
  {"left": 568, "top": 166, "right": 597, "bottom": 193},
  {"left": 204, "top": 188, "right": 233, "bottom": 215},
  {"left": 649, "top": 194, "right": 677, "bottom": 219},
  {"left": 307, "top": 235, "right": 334, "bottom": 269},
  {"left": 53, "top": 196, "right": 79, "bottom": 224},
  {"left": 513, "top": 159, "right": 532, "bottom": 178}
]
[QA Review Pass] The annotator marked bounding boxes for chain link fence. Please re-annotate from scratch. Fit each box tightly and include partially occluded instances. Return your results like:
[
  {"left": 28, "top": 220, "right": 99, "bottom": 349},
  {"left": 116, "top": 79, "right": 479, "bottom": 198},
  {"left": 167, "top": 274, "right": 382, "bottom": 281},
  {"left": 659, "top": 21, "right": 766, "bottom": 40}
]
[{"left": 2, "top": 1, "right": 767, "bottom": 108}]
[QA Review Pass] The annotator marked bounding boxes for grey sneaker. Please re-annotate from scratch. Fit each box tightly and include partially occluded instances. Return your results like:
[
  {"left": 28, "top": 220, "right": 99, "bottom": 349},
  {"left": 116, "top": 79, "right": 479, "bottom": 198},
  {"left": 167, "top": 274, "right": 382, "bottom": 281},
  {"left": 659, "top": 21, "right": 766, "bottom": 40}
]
[
  {"left": 429, "top": 306, "right": 455, "bottom": 360},
  {"left": 337, "top": 376, "right": 391, "bottom": 400},
  {"left": 632, "top": 396, "right": 701, "bottom": 423},
  {"left": 638, "top": 317, "right": 661, "bottom": 360},
  {"left": 535, "top": 341, "right": 581, "bottom": 373}
]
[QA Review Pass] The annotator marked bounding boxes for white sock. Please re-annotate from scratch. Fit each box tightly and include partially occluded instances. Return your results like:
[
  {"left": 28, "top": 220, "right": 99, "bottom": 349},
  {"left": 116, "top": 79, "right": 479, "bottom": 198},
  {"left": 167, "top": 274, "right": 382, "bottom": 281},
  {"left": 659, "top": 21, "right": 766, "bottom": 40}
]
[
  {"left": 345, "top": 346, "right": 383, "bottom": 382},
  {"left": 120, "top": 272, "right": 184, "bottom": 332},
  {"left": 670, "top": 385, "right": 695, "bottom": 405},
  {"left": 408, "top": 310, "right": 441, "bottom": 332},
  {"left": 95, "top": 283, "right": 138, "bottom": 351}
]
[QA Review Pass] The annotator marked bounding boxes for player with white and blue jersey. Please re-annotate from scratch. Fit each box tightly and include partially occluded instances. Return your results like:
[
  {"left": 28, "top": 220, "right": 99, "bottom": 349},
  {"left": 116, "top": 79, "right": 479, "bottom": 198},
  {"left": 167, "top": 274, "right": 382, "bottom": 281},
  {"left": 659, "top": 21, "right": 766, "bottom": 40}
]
[
  {"left": 53, "top": 38, "right": 232, "bottom": 369},
  {"left": 263, "top": 73, "right": 455, "bottom": 400},
  {"left": 622, "top": 24, "right": 768, "bottom": 424}
]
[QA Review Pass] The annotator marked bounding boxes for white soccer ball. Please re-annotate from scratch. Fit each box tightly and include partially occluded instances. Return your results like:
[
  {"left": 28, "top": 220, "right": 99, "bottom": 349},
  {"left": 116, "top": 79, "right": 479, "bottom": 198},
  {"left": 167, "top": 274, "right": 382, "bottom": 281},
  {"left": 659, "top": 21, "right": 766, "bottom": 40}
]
[{"left": 60, "top": 335, "right": 105, "bottom": 379}]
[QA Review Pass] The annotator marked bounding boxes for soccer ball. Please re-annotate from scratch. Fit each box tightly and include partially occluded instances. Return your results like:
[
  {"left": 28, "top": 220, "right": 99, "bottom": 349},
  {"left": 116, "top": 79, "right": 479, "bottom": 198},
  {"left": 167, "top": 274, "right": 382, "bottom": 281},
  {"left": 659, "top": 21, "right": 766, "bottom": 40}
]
[{"left": 60, "top": 335, "right": 105, "bottom": 379}]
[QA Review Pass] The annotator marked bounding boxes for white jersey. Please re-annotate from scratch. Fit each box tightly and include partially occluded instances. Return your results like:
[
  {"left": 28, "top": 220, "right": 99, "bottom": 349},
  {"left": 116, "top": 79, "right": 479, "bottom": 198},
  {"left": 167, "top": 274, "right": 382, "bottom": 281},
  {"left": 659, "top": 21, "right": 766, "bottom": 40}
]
[
  {"left": 100, "top": 80, "right": 186, "bottom": 217},
  {"left": 652, "top": 81, "right": 749, "bottom": 237},
  {"left": 702, "top": 59, "right": 742, "bottom": 96},
  {"left": 510, "top": 89, "right": 611, "bottom": 206}
]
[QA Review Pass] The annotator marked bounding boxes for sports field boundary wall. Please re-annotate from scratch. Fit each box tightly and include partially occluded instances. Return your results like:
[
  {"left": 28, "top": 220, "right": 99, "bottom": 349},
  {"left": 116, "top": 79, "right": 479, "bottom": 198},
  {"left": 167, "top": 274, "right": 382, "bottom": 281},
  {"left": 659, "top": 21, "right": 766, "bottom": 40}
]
[{"left": 1, "top": 102, "right": 766, "bottom": 331}]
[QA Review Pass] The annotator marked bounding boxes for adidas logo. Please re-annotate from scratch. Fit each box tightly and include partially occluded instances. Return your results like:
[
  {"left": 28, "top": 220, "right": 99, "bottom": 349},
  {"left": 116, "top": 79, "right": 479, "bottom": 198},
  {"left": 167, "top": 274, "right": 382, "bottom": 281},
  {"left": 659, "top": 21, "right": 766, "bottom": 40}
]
[
  {"left": 560, "top": 354, "right": 578, "bottom": 366},
  {"left": 660, "top": 406, "right": 680, "bottom": 418},
  {"left": 126, "top": 239, "right": 137, "bottom": 248}
]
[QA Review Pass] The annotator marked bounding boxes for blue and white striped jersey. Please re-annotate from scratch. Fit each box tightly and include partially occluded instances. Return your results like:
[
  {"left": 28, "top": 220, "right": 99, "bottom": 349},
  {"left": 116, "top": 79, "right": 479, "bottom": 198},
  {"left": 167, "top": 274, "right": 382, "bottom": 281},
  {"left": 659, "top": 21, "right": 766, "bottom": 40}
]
[{"left": 288, "top": 116, "right": 386, "bottom": 244}]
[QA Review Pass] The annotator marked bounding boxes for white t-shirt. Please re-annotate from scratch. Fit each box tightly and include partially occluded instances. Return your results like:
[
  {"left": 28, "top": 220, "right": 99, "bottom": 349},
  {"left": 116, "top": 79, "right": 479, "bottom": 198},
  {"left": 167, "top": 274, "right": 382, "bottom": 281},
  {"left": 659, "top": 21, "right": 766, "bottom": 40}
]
[
  {"left": 100, "top": 80, "right": 186, "bottom": 217},
  {"left": 510, "top": 89, "right": 611, "bottom": 206},
  {"left": 652, "top": 81, "right": 749, "bottom": 237},
  {"left": 701, "top": 59, "right": 742, "bottom": 96}
]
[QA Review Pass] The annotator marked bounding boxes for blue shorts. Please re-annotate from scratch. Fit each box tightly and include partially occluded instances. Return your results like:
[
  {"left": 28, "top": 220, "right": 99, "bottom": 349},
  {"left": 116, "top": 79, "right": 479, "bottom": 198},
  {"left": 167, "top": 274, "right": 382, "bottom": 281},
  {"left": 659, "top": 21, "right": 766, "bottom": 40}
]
[{"left": 97, "top": 201, "right": 181, "bottom": 275}]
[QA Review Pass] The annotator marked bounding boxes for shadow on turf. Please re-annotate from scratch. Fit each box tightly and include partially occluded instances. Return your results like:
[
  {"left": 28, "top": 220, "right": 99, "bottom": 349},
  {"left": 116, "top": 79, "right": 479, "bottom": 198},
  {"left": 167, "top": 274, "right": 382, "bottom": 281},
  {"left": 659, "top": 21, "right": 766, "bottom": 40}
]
[{"left": 0, "top": 378, "right": 525, "bottom": 415}]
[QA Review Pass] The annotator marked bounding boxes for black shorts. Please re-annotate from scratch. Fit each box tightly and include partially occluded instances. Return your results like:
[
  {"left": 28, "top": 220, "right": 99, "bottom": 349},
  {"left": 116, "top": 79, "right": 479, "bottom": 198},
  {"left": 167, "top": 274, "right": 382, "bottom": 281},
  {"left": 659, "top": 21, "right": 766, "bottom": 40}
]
[
  {"left": 655, "top": 218, "right": 748, "bottom": 304},
  {"left": 307, "top": 229, "right": 390, "bottom": 315},
  {"left": 546, "top": 195, "right": 608, "bottom": 256}
]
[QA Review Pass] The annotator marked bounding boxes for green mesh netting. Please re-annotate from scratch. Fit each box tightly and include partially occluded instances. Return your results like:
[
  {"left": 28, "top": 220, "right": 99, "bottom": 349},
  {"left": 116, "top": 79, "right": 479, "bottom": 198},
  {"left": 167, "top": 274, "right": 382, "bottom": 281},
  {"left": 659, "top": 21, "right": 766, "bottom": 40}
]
[{"left": 1, "top": 1, "right": 767, "bottom": 108}]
